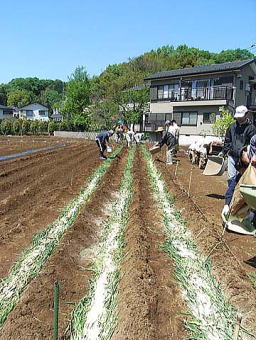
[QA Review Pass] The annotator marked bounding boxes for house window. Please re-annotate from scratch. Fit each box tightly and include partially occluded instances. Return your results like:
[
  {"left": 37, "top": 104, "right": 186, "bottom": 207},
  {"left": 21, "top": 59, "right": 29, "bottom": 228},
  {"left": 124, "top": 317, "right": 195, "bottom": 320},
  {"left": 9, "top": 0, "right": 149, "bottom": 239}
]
[
  {"left": 39, "top": 110, "right": 46, "bottom": 116},
  {"left": 203, "top": 112, "right": 216, "bottom": 124},
  {"left": 158, "top": 86, "right": 164, "bottom": 99},
  {"left": 240, "top": 80, "right": 244, "bottom": 90},
  {"left": 163, "top": 85, "right": 169, "bottom": 99},
  {"left": 26, "top": 110, "right": 33, "bottom": 116},
  {"left": 180, "top": 112, "right": 198, "bottom": 126}
]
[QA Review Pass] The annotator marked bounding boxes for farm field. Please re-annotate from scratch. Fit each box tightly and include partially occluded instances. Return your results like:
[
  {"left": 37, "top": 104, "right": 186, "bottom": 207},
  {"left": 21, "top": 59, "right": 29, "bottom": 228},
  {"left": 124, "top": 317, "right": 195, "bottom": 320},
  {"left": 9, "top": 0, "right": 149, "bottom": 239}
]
[
  {"left": 0, "top": 136, "right": 67, "bottom": 156},
  {"left": 0, "top": 137, "right": 255, "bottom": 339}
]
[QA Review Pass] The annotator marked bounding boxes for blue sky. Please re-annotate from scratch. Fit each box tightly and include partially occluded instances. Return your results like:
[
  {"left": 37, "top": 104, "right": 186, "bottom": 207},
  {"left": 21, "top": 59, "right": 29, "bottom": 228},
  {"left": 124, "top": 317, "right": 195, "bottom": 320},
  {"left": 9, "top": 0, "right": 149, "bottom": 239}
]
[{"left": 0, "top": 0, "right": 255, "bottom": 83}]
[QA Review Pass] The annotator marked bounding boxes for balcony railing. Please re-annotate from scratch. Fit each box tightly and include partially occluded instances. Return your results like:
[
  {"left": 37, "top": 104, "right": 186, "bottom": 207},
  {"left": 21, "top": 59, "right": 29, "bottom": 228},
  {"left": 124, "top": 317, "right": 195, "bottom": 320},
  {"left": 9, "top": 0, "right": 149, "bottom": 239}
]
[{"left": 158, "top": 86, "right": 234, "bottom": 102}]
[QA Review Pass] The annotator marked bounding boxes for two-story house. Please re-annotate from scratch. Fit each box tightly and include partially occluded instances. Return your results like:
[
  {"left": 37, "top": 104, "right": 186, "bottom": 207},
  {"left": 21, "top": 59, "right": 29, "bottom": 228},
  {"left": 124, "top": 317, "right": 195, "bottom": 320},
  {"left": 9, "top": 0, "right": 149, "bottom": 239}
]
[
  {"left": 144, "top": 59, "right": 256, "bottom": 136},
  {"left": 17, "top": 103, "right": 50, "bottom": 121}
]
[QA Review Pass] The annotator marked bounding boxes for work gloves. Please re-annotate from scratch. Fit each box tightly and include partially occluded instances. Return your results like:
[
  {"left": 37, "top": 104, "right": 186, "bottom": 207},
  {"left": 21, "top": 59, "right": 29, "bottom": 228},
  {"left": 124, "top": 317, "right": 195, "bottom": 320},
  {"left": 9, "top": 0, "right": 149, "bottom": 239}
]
[{"left": 222, "top": 205, "right": 230, "bottom": 216}]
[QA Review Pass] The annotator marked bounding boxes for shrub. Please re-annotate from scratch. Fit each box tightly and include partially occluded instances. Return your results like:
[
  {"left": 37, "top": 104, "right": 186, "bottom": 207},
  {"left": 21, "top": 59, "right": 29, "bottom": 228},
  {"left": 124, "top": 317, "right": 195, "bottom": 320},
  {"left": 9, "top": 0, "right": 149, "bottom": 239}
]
[
  {"left": 12, "top": 119, "right": 22, "bottom": 135},
  {"left": 1, "top": 120, "right": 12, "bottom": 135},
  {"left": 212, "top": 107, "right": 235, "bottom": 137},
  {"left": 48, "top": 121, "right": 59, "bottom": 135}
]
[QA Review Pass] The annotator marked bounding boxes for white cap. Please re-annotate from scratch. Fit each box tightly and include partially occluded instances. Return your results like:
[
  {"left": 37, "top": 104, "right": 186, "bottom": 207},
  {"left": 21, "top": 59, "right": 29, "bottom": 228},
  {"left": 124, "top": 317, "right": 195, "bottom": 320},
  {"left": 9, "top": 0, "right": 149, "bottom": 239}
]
[{"left": 234, "top": 105, "right": 248, "bottom": 118}]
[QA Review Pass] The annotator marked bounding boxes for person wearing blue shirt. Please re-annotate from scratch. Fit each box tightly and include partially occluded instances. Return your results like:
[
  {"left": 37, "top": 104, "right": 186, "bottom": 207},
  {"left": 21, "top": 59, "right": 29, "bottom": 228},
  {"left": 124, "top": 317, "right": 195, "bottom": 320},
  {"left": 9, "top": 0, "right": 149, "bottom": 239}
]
[{"left": 95, "top": 130, "right": 114, "bottom": 159}]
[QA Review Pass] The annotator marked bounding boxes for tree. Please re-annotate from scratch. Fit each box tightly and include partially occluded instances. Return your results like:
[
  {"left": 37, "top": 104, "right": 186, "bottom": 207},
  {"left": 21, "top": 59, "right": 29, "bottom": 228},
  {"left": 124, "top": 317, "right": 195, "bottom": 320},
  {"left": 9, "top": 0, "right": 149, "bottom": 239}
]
[
  {"left": 1, "top": 120, "right": 12, "bottom": 135},
  {"left": 117, "top": 88, "right": 149, "bottom": 124},
  {"left": 89, "top": 100, "right": 119, "bottom": 130},
  {"left": 21, "top": 120, "right": 31, "bottom": 135},
  {"left": 212, "top": 107, "right": 235, "bottom": 136},
  {"left": 48, "top": 120, "right": 59, "bottom": 135},
  {"left": 62, "top": 66, "right": 90, "bottom": 121},
  {"left": 12, "top": 119, "right": 22, "bottom": 135},
  {"left": 0, "top": 85, "right": 7, "bottom": 105},
  {"left": 7, "top": 89, "right": 35, "bottom": 107},
  {"left": 40, "top": 88, "right": 61, "bottom": 110}
]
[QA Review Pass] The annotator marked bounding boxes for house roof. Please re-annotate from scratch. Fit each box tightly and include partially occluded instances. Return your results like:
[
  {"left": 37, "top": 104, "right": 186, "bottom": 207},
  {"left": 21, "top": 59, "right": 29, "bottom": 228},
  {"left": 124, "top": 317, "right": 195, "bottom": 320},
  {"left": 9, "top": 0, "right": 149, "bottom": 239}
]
[
  {"left": 144, "top": 59, "right": 256, "bottom": 81},
  {"left": 18, "top": 103, "right": 49, "bottom": 110},
  {"left": 0, "top": 104, "right": 13, "bottom": 110},
  {"left": 51, "top": 113, "right": 63, "bottom": 118}
]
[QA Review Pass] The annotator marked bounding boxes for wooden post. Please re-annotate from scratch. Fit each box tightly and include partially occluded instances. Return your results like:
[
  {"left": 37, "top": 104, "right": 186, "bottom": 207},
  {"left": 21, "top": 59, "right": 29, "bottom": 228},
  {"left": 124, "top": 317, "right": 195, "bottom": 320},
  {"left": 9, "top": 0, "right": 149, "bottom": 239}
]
[
  {"left": 174, "top": 161, "right": 179, "bottom": 178},
  {"left": 53, "top": 281, "right": 59, "bottom": 340},
  {"left": 232, "top": 315, "right": 242, "bottom": 340},
  {"left": 188, "top": 168, "right": 193, "bottom": 197}
]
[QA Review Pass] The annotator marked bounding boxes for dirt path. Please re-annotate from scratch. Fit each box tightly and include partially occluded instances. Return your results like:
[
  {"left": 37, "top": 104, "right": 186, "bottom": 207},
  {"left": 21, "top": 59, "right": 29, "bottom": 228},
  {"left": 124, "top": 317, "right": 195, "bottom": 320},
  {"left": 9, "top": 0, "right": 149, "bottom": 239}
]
[
  {"left": 0, "top": 141, "right": 100, "bottom": 277},
  {"left": 154, "top": 148, "right": 256, "bottom": 335},
  {"left": 113, "top": 148, "right": 186, "bottom": 340},
  {"left": 0, "top": 149, "right": 128, "bottom": 340}
]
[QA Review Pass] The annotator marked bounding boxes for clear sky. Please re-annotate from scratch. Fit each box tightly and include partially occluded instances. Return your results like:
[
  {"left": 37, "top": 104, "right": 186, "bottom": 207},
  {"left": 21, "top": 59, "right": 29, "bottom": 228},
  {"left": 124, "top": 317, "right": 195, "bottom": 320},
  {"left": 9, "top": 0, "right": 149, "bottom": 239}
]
[{"left": 0, "top": 0, "right": 255, "bottom": 83}]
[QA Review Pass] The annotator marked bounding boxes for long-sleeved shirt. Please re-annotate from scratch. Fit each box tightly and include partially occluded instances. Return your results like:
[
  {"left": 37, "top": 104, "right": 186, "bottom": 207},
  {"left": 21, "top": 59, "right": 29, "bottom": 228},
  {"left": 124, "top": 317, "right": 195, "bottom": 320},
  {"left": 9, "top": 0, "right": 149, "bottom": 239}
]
[
  {"left": 96, "top": 131, "right": 109, "bottom": 144},
  {"left": 158, "top": 131, "right": 177, "bottom": 148},
  {"left": 223, "top": 120, "right": 256, "bottom": 158}
]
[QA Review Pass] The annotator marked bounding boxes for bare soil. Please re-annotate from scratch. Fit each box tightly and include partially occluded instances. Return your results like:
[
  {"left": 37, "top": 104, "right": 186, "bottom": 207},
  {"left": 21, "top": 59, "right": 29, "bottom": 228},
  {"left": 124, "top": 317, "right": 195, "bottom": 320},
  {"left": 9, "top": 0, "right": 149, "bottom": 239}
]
[
  {"left": 1, "top": 141, "right": 255, "bottom": 339},
  {"left": 0, "top": 136, "right": 65, "bottom": 156},
  {"left": 0, "top": 140, "right": 100, "bottom": 277},
  {"left": 0, "top": 145, "right": 128, "bottom": 339},
  {"left": 113, "top": 148, "right": 186, "bottom": 340}
]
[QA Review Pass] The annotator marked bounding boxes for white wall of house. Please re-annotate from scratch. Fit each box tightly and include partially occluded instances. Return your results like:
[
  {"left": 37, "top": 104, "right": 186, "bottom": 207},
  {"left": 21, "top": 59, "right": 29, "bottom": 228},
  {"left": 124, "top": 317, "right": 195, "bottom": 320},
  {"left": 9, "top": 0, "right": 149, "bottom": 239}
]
[
  {"left": 149, "top": 101, "right": 221, "bottom": 135},
  {"left": 18, "top": 103, "right": 49, "bottom": 121}
]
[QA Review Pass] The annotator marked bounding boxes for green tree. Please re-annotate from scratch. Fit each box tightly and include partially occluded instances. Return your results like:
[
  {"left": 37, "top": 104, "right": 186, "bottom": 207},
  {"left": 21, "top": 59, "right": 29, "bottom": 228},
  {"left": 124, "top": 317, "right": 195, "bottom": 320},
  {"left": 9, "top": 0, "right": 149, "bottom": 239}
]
[
  {"left": 0, "top": 85, "right": 7, "bottom": 105},
  {"left": 212, "top": 107, "right": 235, "bottom": 136},
  {"left": 12, "top": 119, "right": 22, "bottom": 135},
  {"left": 89, "top": 100, "right": 119, "bottom": 130},
  {"left": 1, "top": 120, "right": 12, "bottom": 135},
  {"left": 117, "top": 88, "right": 149, "bottom": 124},
  {"left": 30, "top": 120, "right": 40, "bottom": 135},
  {"left": 40, "top": 88, "right": 61, "bottom": 110},
  {"left": 48, "top": 120, "right": 59, "bottom": 135},
  {"left": 21, "top": 120, "right": 31, "bottom": 135},
  {"left": 62, "top": 66, "right": 90, "bottom": 122},
  {"left": 7, "top": 89, "right": 35, "bottom": 107}
]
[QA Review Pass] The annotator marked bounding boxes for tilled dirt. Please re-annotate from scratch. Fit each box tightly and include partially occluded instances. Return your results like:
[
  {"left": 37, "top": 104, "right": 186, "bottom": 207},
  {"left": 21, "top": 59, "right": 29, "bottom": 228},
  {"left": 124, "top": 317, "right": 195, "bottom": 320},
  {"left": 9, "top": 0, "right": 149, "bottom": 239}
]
[
  {"left": 0, "top": 147, "right": 128, "bottom": 339},
  {"left": 0, "top": 136, "right": 64, "bottom": 156},
  {"left": 113, "top": 149, "right": 186, "bottom": 340},
  {"left": 1, "top": 141, "right": 255, "bottom": 339},
  {"left": 154, "top": 148, "right": 256, "bottom": 336},
  {"left": 0, "top": 140, "right": 100, "bottom": 277}
]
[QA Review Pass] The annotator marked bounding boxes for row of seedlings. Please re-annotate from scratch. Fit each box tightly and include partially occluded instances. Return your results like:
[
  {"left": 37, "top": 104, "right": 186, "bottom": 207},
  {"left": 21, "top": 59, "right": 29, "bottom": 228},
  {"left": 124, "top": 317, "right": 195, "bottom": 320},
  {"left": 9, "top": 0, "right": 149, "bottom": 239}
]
[
  {"left": 70, "top": 147, "right": 136, "bottom": 340},
  {"left": 0, "top": 146, "right": 123, "bottom": 329},
  {"left": 141, "top": 146, "right": 237, "bottom": 340}
]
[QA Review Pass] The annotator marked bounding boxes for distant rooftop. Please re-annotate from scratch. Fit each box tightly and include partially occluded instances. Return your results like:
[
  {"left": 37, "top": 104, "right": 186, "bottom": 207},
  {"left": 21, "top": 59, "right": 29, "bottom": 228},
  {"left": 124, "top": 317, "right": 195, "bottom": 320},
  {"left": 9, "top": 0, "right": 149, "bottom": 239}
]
[
  {"left": 144, "top": 59, "right": 255, "bottom": 80},
  {"left": 0, "top": 104, "right": 13, "bottom": 109}
]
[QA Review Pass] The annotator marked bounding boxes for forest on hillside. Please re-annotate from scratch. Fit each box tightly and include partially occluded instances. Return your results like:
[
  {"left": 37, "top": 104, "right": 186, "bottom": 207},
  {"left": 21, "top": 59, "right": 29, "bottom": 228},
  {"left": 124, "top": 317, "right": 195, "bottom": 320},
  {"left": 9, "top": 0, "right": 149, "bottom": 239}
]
[{"left": 0, "top": 45, "right": 254, "bottom": 131}]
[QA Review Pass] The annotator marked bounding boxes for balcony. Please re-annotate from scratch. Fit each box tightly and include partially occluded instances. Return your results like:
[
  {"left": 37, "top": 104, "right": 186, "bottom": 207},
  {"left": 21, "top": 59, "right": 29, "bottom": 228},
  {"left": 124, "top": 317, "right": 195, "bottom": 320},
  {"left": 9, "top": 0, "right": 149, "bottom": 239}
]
[{"left": 157, "top": 86, "right": 234, "bottom": 102}]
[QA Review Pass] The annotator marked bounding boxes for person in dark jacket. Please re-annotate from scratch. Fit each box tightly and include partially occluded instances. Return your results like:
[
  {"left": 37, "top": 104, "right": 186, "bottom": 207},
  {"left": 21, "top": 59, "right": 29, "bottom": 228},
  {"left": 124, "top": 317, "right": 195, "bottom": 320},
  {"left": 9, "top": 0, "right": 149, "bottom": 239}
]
[
  {"left": 155, "top": 126, "right": 177, "bottom": 164},
  {"left": 223, "top": 133, "right": 256, "bottom": 218},
  {"left": 223, "top": 105, "right": 256, "bottom": 181},
  {"left": 95, "top": 130, "right": 114, "bottom": 159}
]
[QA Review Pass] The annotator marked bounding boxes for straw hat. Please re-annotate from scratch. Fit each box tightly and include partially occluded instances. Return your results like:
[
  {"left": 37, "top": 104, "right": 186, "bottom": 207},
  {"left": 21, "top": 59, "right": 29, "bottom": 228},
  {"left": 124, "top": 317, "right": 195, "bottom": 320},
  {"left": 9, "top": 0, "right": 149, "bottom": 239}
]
[{"left": 155, "top": 127, "right": 164, "bottom": 132}]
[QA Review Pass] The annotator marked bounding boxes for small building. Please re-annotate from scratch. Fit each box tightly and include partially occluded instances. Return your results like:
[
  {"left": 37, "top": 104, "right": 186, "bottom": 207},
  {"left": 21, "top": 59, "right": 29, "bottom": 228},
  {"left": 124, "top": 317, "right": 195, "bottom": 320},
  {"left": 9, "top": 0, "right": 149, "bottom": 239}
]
[
  {"left": 0, "top": 105, "right": 14, "bottom": 120},
  {"left": 51, "top": 109, "right": 64, "bottom": 122},
  {"left": 17, "top": 103, "right": 49, "bottom": 121},
  {"left": 144, "top": 59, "right": 256, "bottom": 135}
]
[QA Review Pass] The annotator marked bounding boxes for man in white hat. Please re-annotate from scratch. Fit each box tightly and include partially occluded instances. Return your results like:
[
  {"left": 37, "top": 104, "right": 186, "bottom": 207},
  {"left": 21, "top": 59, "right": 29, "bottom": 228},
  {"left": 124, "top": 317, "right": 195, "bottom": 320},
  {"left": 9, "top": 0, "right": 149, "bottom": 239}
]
[{"left": 222, "top": 105, "right": 256, "bottom": 216}]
